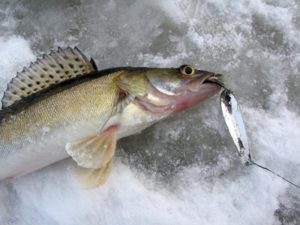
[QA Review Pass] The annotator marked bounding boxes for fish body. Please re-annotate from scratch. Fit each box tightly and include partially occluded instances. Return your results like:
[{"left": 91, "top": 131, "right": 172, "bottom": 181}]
[
  {"left": 0, "top": 71, "right": 115, "bottom": 179},
  {"left": 220, "top": 89, "right": 250, "bottom": 164},
  {"left": 0, "top": 48, "right": 221, "bottom": 186}
]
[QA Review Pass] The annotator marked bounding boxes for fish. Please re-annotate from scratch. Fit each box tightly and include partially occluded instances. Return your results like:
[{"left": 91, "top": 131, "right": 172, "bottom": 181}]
[
  {"left": 0, "top": 47, "right": 222, "bottom": 187},
  {"left": 220, "top": 89, "right": 251, "bottom": 165}
]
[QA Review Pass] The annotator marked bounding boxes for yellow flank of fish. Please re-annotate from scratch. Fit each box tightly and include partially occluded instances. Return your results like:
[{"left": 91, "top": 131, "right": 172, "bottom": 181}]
[{"left": 0, "top": 47, "right": 221, "bottom": 187}]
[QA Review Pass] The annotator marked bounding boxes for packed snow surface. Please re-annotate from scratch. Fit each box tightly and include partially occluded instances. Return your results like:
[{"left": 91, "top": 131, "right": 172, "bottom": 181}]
[{"left": 0, "top": 0, "right": 300, "bottom": 224}]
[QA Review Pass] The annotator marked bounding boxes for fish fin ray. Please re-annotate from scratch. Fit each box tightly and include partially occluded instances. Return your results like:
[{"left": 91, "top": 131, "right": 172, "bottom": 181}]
[
  {"left": 1, "top": 47, "right": 97, "bottom": 109},
  {"left": 65, "top": 125, "right": 118, "bottom": 169},
  {"left": 75, "top": 159, "right": 113, "bottom": 189}
]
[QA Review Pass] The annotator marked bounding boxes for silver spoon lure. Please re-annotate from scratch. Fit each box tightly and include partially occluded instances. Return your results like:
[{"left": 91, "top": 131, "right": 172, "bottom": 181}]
[
  {"left": 217, "top": 82, "right": 300, "bottom": 189},
  {"left": 220, "top": 89, "right": 251, "bottom": 165}
]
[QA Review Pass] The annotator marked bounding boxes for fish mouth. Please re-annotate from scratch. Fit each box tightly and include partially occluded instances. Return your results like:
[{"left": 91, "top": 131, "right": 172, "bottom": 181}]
[
  {"left": 186, "top": 72, "right": 223, "bottom": 93},
  {"left": 202, "top": 73, "right": 225, "bottom": 88}
]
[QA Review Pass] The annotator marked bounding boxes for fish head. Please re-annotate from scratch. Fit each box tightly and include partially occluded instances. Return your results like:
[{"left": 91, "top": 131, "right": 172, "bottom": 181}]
[{"left": 117, "top": 65, "right": 222, "bottom": 115}]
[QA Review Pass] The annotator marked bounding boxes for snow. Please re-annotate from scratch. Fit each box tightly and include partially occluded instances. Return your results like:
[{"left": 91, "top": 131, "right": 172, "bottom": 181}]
[{"left": 0, "top": 0, "right": 300, "bottom": 224}]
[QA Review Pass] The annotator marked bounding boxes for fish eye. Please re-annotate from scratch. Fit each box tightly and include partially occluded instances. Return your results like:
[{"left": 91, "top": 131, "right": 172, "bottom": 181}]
[{"left": 180, "top": 65, "right": 195, "bottom": 76}]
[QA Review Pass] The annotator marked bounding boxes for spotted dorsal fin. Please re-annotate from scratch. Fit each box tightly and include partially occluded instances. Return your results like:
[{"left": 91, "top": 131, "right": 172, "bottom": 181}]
[{"left": 1, "top": 47, "right": 97, "bottom": 109}]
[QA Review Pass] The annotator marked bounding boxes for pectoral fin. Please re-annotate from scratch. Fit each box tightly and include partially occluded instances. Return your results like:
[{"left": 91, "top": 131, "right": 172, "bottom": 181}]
[
  {"left": 76, "top": 159, "right": 113, "bottom": 189},
  {"left": 66, "top": 125, "right": 118, "bottom": 188}
]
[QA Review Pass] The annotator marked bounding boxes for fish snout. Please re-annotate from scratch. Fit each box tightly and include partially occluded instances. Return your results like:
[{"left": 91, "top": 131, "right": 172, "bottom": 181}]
[
  {"left": 204, "top": 72, "right": 224, "bottom": 87},
  {"left": 195, "top": 70, "right": 223, "bottom": 84},
  {"left": 187, "top": 70, "right": 223, "bottom": 93}
]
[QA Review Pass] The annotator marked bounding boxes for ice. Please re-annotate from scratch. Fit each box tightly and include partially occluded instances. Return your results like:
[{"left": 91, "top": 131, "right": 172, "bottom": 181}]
[
  {"left": 0, "top": 0, "right": 300, "bottom": 224},
  {"left": 0, "top": 36, "right": 35, "bottom": 96}
]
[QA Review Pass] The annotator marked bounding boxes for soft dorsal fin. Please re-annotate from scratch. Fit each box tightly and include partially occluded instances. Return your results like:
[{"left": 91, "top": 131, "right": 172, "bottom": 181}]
[{"left": 1, "top": 47, "right": 97, "bottom": 109}]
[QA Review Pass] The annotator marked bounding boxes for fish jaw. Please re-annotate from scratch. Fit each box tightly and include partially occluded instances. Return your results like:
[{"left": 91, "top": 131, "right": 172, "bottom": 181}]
[
  {"left": 172, "top": 82, "right": 221, "bottom": 113},
  {"left": 136, "top": 79, "right": 221, "bottom": 115}
]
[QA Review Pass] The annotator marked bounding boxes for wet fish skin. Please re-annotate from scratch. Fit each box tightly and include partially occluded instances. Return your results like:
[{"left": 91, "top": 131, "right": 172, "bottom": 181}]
[
  {"left": 0, "top": 71, "right": 121, "bottom": 180},
  {"left": 220, "top": 89, "right": 251, "bottom": 164},
  {"left": 0, "top": 48, "right": 222, "bottom": 185}
]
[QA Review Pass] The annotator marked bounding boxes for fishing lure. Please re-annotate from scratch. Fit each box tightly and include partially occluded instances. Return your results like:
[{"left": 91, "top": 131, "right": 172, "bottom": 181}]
[{"left": 220, "top": 88, "right": 300, "bottom": 189}]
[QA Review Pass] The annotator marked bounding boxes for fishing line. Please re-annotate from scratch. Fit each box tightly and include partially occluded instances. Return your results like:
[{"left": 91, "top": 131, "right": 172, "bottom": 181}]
[
  {"left": 217, "top": 83, "right": 300, "bottom": 190},
  {"left": 247, "top": 156, "right": 300, "bottom": 190}
]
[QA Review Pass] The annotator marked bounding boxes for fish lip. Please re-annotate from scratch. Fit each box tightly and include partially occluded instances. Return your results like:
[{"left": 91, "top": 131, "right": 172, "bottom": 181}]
[
  {"left": 190, "top": 71, "right": 223, "bottom": 86},
  {"left": 202, "top": 73, "right": 227, "bottom": 89},
  {"left": 203, "top": 73, "right": 223, "bottom": 83},
  {"left": 187, "top": 72, "right": 223, "bottom": 93}
]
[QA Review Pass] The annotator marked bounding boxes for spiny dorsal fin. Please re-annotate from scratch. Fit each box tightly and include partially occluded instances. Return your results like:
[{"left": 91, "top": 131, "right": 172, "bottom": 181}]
[{"left": 1, "top": 47, "right": 97, "bottom": 109}]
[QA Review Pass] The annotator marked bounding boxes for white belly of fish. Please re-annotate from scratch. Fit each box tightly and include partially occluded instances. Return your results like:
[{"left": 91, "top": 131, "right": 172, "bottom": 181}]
[
  {"left": 0, "top": 119, "right": 102, "bottom": 181},
  {"left": 108, "top": 102, "right": 164, "bottom": 139}
]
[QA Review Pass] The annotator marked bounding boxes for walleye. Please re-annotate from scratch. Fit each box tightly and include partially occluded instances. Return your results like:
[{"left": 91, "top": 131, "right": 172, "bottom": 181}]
[{"left": 0, "top": 47, "right": 222, "bottom": 187}]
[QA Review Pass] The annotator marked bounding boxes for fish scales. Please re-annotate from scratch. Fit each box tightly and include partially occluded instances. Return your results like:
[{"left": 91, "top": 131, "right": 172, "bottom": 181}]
[
  {"left": 0, "top": 47, "right": 222, "bottom": 187},
  {"left": 0, "top": 72, "right": 119, "bottom": 179}
]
